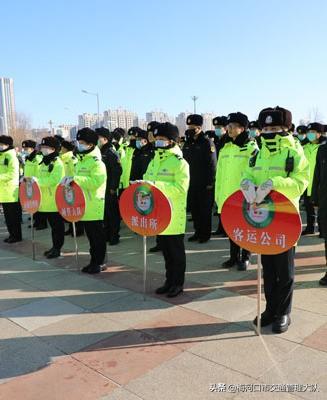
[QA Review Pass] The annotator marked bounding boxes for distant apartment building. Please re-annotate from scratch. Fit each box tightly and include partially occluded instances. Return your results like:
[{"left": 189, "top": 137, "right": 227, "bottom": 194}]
[
  {"left": 78, "top": 113, "right": 102, "bottom": 129},
  {"left": 146, "top": 111, "right": 175, "bottom": 124},
  {"left": 103, "top": 108, "right": 138, "bottom": 131},
  {"left": 0, "top": 77, "right": 16, "bottom": 135}
]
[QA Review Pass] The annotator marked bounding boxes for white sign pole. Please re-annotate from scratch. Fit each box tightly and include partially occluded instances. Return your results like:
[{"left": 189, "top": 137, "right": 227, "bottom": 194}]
[
  {"left": 72, "top": 221, "right": 79, "bottom": 270},
  {"left": 143, "top": 235, "right": 147, "bottom": 300},
  {"left": 255, "top": 253, "right": 262, "bottom": 336}
]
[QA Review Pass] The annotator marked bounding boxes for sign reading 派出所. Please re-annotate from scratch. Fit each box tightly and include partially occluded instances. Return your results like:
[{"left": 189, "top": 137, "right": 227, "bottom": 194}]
[{"left": 119, "top": 182, "right": 171, "bottom": 236}]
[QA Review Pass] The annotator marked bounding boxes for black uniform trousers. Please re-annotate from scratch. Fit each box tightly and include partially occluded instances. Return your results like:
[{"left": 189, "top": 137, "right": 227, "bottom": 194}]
[
  {"left": 104, "top": 193, "right": 121, "bottom": 242},
  {"left": 303, "top": 190, "right": 316, "bottom": 230},
  {"left": 157, "top": 234, "right": 186, "bottom": 287},
  {"left": 40, "top": 212, "right": 65, "bottom": 250},
  {"left": 262, "top": 248, "right": 295, "bottom": 316},
  {"left": 83, "top": 220, "right": 106, "bottom": 266},
  {"left": 2, "top": 202, "right": 22, "bottom": 240},
  {"left": 189, "top": 186, "right": 214, "bottom": 241},
  {"left": 229, "top": 239, "right": 250, "bottom": 262}
]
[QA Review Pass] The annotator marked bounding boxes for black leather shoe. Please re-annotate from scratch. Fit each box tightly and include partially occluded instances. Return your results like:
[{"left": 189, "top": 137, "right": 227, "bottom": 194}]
[
  {"left": 301, "top": 227, "right": 315, "bottom": 236},
  {"left": 222, "top": 258, "right": 238, "bottom": 268},
  {"left": 149, "top": 245, "right": 161, "bottom": 253},
  {"left": 155, "top": 283, "right": 171, "bottom": 295},
  {"left": 3, "top": 237, "right": 11, "bottom": 243},
  {"left": 6, "top": 237, "right": 22, "bottom": 244},
  {"left": 237, "top": 260, "right": 249, "bottom": 271},
  {"left": 198, "top": 238, "right": 210, "bottom": 243},
  {"left": 43, "top": 248, "right": 54, "bottom": 256},
  {"left": 109, "top": 238, "right": 120, "bottom": 245},
  {"left": 46, "top": 249, "right": 61, "bottom": 259},
  {"left": 35, "top": 225, "right": 47, "bottom": 231},
  {"left": 253, "top": 311, "right": 275, "bottom": 327},
  {"left": 166, "top": 286, "right": 183, "bottom": 298},
  {"left": 272, "top": 315, "right": 291, "bottom": 333},
  {"left": 319, "top": 272, "right": 327, "bottom": 286},
  {"left": 81, "top": 264, "right": 91, "bottom": 273},
  {"left": 188, "top": 234, "right": 199, "bottom": 242},
  {"left": 87, "top": 265, "right": 101, "bottom": 274}
]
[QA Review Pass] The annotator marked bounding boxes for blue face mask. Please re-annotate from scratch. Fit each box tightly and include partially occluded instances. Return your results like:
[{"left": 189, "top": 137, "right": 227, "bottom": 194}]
[
  {"left": 307, "top": 132, "right": 317, "bottom": 142},
  {"left": 249, "top": 130, "right": 257, "bottom": 138},
  {"left": 215, "top": 128, "right": 222, "bottom": 137},
  {"left": 298, "top": 134, "right": 306, "bottom": 141},
  {"left": 77, "top": 143, "right": 90, "bottom": 152},
  {"left": 135, "top": 140, "right": 143, "bottom": 149},
  {"left": 155, "top": 140, "right": 169, "bottom": 149}
]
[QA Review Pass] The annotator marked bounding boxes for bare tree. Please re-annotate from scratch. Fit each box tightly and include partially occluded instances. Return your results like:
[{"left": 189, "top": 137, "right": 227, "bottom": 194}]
[
  {"left": 307, "top": 107, "right": 324, "bottom": 123},
  {"left": 10, "top": 112, "right": 33, "bottom": 146}
]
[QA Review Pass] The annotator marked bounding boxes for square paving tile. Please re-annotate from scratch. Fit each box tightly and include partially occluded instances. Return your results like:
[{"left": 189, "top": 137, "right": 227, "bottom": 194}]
[
  {"left": 125, "top": 351, "right": 258, "bottom": 400},
  {"left": 302, "top": 322, "right": 327, "bottom": 353},
  {"left": 33, "top": 313, "right": 126, "bottom": 354},
  {"left": 94, "top": 292, "right": 171, "bottom": 328},
  {"left": 73, "top": 329, "right": 182, "bottom": 385},
  {"left": 1, "top": 297, "right": 85, "bottom": 331},
  {"left": 0, "top": 355, "right": 118, "bottom": 400},
  {"left": 135, "top": 306, "right": 229, "bottom": 350},
  {"left": 189, "top": 323, "right": 299, "bottom": 379}
]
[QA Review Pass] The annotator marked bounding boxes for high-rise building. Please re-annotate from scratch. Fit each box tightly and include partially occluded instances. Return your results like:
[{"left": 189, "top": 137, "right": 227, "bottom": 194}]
[
  {"left": 54, "top": 124, "right": 75, "bottom": 140},
  {"left": 78, "top": 113, "right": 101, "bottom": 129},
  {"left": 0, "top": 77, "right": 16, "bottom": 135},
  {"left": 146, "top": 111, "right": 175, "bottom": 124},
  {"left": 175, "top": 112, "right": 190, "bottom": 136},
  {"left": 103, "top": 108, "right": 138, "bottom": 131},
  {"left": 202, "top": 113, "right": 215, "bottom": 132}
]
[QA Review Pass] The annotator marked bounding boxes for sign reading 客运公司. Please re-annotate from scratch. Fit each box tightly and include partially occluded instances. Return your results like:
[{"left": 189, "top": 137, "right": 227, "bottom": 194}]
[
  {"left": 119, "top": 182, "right": 172, "bottom": 236},
  {"left": 55, "top": 182, "right": 86, "bottom": 222},
  {"left": 221, "top": 190, "right": 302, "bottom": 255}
]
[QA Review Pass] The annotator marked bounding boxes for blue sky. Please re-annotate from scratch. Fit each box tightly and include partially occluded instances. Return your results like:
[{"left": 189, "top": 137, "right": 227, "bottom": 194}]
[{"left": 2, "top": 0, "right": 327, "bottom": 128}]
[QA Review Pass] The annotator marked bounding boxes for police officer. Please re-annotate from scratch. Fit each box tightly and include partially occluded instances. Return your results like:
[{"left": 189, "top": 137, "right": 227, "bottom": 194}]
[
  {"left": 0, "top": 135, "right": 22, "bottom": 243},
  {"left": 183, "top": 114, "right": 217, "bottom": 243},
  {"left": 212, "top": 116, "right": 228, "bottom": 236},
  {"left": 35, "top": 137, "right": 65, "bottom": 258},
  {"left": 248, "top": 120, "right": 262, "bottom": 147},
  {"left": 146, "top": 121, "right": 163, "bottom": 253},
  {"left": 295, "top": 125, "right": 308, "bottom": 145},
  {"left": 60, "top": 140, "right": 84, "bottom": 237},
  {"left": 111, "top": 127, "right": 126, "bottom": 160},
  {"left": 241, "top": 106, "right": 309, "bottom": 333},
  {"left": 119, "top": 127, "right": 137, "bottom": 191},
  {"left": 96, "top": 127, "right": 122, "bottom": 245},
  {"left": 130, "top": 129, "right": 155, "bottom": 181},
  {"left": 312, "top": 137, "right": 327, "bottom": 286},
  {"left": 22, "top": 139, "right": 46, "bottom": 230},
  {"left": 301, "top": 123, "right": 325, "bottom": 235},
  {"left": 216, "top": 112, "right": 258, "bottom": 270},
  {"left": 144, "top": 122, "right": 190, "bottom": 297},
  {"left": 64, "top": 128, "right": 107, "bottom": 274}
]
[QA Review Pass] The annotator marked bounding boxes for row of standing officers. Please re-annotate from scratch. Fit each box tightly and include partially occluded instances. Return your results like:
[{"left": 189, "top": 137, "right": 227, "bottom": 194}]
[{"left": 1, "top": 106, "right": 327, "bottom": 333}]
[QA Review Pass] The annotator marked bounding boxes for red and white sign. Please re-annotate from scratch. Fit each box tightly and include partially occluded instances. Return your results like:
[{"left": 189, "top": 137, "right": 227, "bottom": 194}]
[
  {"left": 119, "top": 182, "right": 171, "bottom": 236},
  {"left": 221, "top": 190, "right": 302, "bottom": 255},
  {"left": 19, "top": 180, "right": 41, "bottom": 214},
  {"left": 55, "top": 182, "right": 86, "bottom": 222}
]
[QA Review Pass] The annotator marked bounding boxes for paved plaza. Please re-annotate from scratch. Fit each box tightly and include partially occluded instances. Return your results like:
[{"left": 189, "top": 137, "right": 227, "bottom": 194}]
[{"left": 0, "top": 214, "right": 326, "bottom": 399}]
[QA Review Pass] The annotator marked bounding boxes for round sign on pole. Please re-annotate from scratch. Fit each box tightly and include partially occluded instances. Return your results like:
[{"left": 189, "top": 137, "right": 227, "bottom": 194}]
[
  {"left": 221, "top": 190, "right": 301, "bottom": 255},
  {"left": 119, "top": 182, "right": 172, "bottom": 236},
  {"left": 19, "top": 180, "right": 41, "bottom": 214},
  {"left": 55, "top": 182, "right": 86, "bottom": 222}
]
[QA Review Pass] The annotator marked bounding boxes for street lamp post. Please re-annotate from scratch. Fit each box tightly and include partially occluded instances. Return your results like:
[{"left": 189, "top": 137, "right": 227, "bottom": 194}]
[
  {"left": 191, "top": 96, "right": 199, "bottom": 114},
  {"left": 81, "top": 89, "right": 100, "bottom": 128}
]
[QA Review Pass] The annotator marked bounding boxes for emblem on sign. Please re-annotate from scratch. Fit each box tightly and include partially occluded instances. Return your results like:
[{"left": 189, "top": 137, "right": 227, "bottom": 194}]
[
  {"left": 134, "top": 185, "right": 154, "bottom": 216},
  {"left": 64, "top": 185, "right": 75, "bottom": 206},
  {"left": 25, "top": 180, "right": 34, "bottom": 199},
  {"left": 243, "top": 197, "right": 275, "bottom": 229}
]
